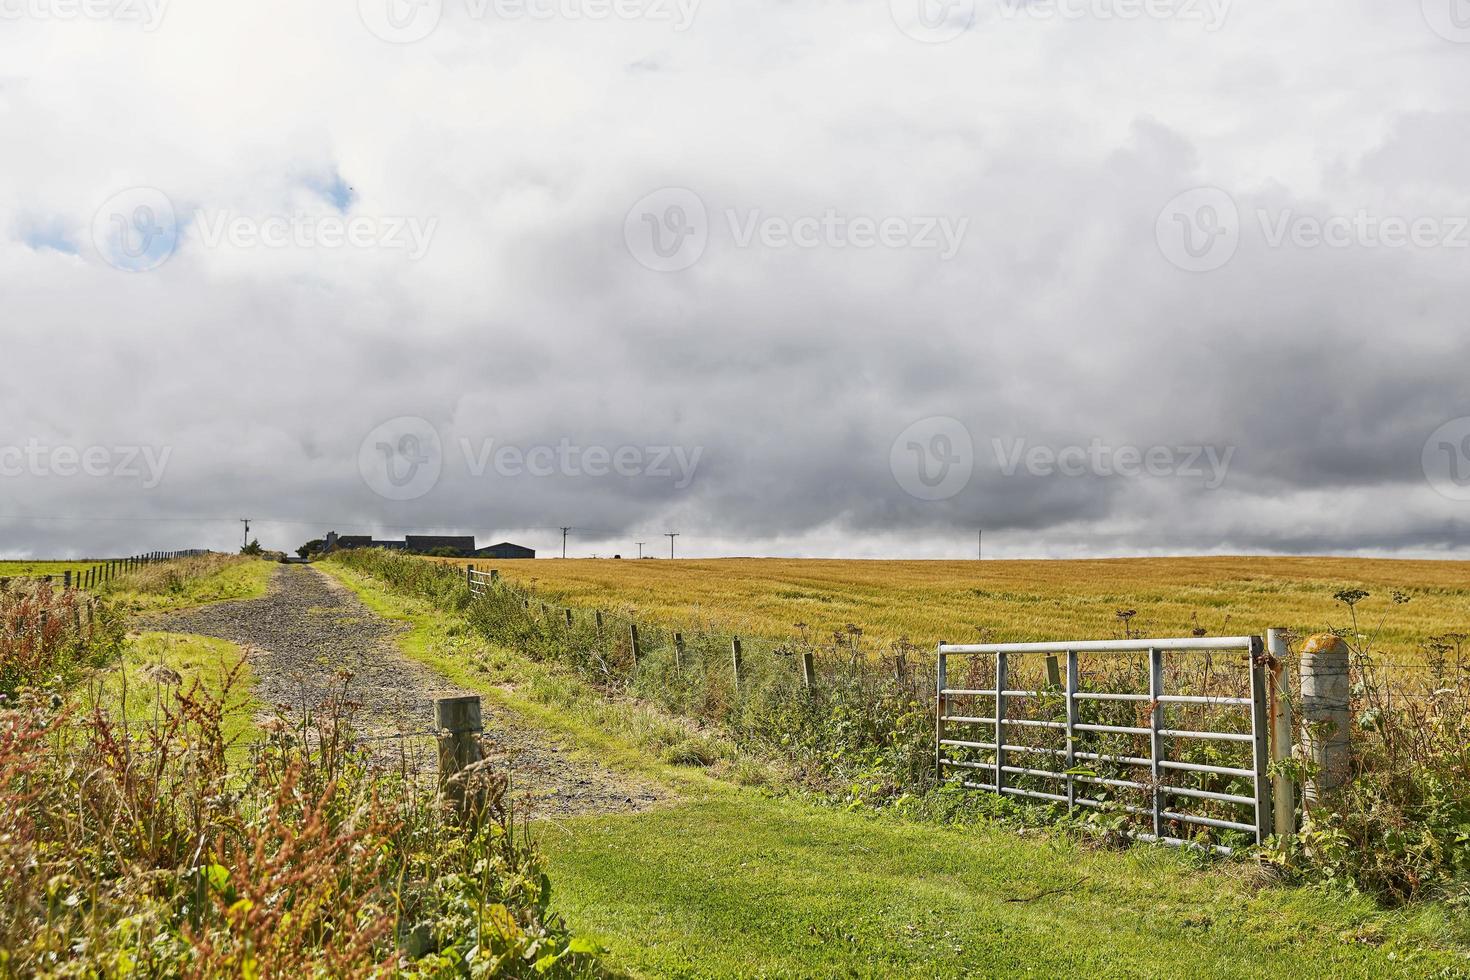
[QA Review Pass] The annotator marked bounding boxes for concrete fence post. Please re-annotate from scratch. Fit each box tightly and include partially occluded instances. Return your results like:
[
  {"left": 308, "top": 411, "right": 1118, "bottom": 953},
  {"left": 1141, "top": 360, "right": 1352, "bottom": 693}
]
[
  {"left": 674, "top": 632, "right": 685, "bottom": 669},
  {"left": 1266, "top": 628, "right": 1297, "bottom": 836},
  {"left": 801, "top": 650, "right": 816, "bottom": 693},
  {"left": 435, "top": 695, "right": 484, "bottom": 817},
  {"left": 1299, "top": 633, "right": 1352, "bottom": 804},
  {"left": 731, "top": 637, "right": 743, "bottom": 693},
  {"left": 629, "top": 623, "right": 641, "bottom": 664}
]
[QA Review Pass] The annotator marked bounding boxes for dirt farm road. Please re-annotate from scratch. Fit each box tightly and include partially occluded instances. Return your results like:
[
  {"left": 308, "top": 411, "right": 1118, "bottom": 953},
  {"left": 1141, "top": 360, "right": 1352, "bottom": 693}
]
[{"left": 149, "top": 564, "right": 661, "bottom": 818}]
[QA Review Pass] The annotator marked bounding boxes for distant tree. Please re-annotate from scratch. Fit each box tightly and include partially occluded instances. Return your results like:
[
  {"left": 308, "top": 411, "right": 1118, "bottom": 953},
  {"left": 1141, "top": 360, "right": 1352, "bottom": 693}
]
[
  {"left": 297, "top": 539, "right": 326, "bottom": 559},
  {"left": 428, "top": 547, "right": 464, "bottom": 558},
  {"left": 241, "top": 539, "right": 264, "bottom": 556}
]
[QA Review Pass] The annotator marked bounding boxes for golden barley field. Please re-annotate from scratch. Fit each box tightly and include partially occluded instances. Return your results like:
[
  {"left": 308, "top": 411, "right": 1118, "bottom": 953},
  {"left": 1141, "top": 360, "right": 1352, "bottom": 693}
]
[{"left": 455, "top": 556, "right": 1470, "bottom": 659}]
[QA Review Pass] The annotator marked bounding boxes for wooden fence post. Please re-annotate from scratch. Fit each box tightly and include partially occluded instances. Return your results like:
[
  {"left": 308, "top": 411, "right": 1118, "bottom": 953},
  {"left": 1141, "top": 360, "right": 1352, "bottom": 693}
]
[
  {"left": 674, "top": 632, "right": 685, "bottom": 669},
  {"left": 1045, "top": 654, "right": 1062, "bottom": 689},
  {"left": 465, "top": 564, "right": 473, "bottom": 589},
  {"left": 1299, "top": 633, "right": 1351, "bottom": 804},
  {"left": 490, "top": 569, "right": 499, "bottom": 584},
  {"left": 1267, "top": 628, "right": 1296, "bottom": 836},
  {"left": 629, "top": 624, "right": 641, "bottom": 664},
  {"left": 595, "top": 610, "right": 604, "bottom": 635},
  {"left": 565, "top": 608, "right": 574, "bottom": 630},
  {"left": 435, "top": 696, "right": 484, "bottom": 817},
  {"left": 731, "top": 637, "right": 743, "bottom": 693},
  {"left": 63, "top": 571, "right": 71, "bottom": 590}
]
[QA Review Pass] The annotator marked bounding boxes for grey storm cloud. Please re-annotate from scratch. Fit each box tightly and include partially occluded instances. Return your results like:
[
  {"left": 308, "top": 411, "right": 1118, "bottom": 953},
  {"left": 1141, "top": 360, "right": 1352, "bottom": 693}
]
[{"left": 1, "top": 2, "right": 1469, "bottom": 559}]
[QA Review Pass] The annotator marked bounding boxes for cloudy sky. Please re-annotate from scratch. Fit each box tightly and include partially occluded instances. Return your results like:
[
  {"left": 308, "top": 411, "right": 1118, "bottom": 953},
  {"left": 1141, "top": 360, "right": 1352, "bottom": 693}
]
[{"left": 2, "top": 0, "right": 1469, "bottom": 559}]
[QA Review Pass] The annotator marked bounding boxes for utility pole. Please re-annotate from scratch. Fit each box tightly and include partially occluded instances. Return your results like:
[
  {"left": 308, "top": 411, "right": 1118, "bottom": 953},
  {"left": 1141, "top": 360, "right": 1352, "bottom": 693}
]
[
  {"left": 240, "top": 518, "right": 251, "bottom": 549},
  {"left": 636, "top": 542, "right": 645, "bottom": 559},
  {"left": 560, "top": 526, "right": 571, "bottom": 559},
  {"left": 978, "top": 529, "right": 983, "bottom": 561},
  {"left": 664, "top": 532, "right": 679, "bottom": 559}
]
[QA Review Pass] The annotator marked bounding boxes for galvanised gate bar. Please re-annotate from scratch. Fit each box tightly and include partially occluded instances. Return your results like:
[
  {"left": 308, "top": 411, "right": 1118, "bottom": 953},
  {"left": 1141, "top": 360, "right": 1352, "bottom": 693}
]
[{"left": 936, "top": 636, "right": 1272, "bottom": 851}]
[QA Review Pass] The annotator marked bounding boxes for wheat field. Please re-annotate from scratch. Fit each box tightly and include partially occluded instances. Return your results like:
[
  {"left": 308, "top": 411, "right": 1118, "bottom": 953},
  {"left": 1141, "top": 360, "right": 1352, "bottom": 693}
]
[{"left": 451, "top": 556, "right": 1470, "bottom": 658}]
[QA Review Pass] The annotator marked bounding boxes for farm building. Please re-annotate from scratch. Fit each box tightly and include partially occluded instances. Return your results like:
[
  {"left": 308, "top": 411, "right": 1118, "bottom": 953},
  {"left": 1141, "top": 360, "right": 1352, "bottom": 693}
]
[
  {"left": 475, "top": 542, "right": 535, "bottom": 559},
  {"left": 322, "top": 532, "right": 530, "bottom": 558}
]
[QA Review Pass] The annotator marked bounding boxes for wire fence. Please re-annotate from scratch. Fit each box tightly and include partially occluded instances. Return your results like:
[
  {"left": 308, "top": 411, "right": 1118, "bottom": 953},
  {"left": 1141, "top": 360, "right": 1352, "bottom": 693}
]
[{"left": 0, "top": 550, "right": 207, "bottom": 593}]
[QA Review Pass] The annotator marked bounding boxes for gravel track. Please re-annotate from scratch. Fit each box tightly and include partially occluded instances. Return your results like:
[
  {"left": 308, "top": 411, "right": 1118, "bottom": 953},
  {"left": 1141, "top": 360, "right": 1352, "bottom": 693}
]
[{"left": 148, "top": 564, "right": 662, "bottom": 818}]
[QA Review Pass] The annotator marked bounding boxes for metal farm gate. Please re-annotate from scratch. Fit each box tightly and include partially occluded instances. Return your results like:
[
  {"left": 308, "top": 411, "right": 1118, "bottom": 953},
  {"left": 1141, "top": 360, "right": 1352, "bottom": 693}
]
[{"left": 937, "top": 637, "right": 1273, "bottom": 850}]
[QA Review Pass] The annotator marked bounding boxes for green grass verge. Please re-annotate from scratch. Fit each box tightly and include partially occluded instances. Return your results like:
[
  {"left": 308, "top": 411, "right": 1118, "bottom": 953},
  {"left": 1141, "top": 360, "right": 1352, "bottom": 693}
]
[
  {"left": 106, "top": 556, "right": 275, "bottom": 615},
  {"left": 319, "top": 563, "right": 1470, "bottom": 978},
  {"left": 93, "top": 631, "right": 262, "bottom": 752},
  {"left": 545, "top": 794, "right": 1466, "bottom": 979}
]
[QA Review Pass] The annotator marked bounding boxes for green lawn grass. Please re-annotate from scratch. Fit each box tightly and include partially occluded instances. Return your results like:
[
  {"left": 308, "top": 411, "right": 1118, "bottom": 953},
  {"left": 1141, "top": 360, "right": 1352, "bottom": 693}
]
[
  {"left": 321, "top": 563, "right": 1470, "bottom": 978},
  {"left": 543, "top": 794, "right": 1464, "bottom": 979},
  {"left": 93, "top": 631, "right": 262, "bottom": 752},
  {"left": 104, "top": 555, "right": 275, "bottom": 614}
]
